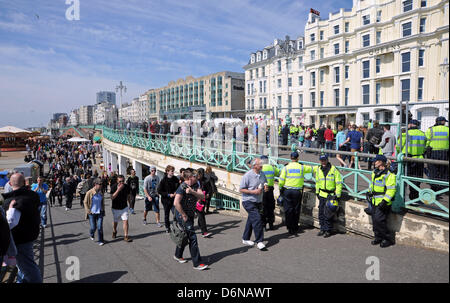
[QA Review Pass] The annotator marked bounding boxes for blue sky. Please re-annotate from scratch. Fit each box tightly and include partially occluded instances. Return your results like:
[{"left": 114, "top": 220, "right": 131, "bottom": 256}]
[{"left": 0, "top": 0, "right": 351, "bottom": 128}]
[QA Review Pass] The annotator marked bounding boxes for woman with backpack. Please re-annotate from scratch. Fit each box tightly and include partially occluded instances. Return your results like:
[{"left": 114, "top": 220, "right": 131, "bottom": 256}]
[
  {"left": 204, "top": 166, "right": 218, "bottom": 213},
  {"left": 196, "top": 168, "right": 212, "bottom": 238}
]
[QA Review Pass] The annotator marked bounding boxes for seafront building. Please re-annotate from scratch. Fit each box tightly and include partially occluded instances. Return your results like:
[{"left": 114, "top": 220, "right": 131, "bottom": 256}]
[
  {"left": 245, "top": 0, "right": 449, "bottom": 130},
  {"left": 147, "top": 71, "right": 245, "bottom": 121}
]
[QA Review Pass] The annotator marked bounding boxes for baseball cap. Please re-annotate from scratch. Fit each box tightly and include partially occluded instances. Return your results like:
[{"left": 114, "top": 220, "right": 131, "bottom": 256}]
[
  {"left": 290, "top": 151, "right": 299, "bottom": 159},
  {"left": 436, "top": 116, "right": 448, "bottom": 122},
  {"left": 374, "top": 155, "right": 387, "bottom": 163},
  {"left": 319, "top": 154, "right": 328, "bottom": 161},
  {"left": 409, "top": 119, "right": 420, "bottom": 126}
]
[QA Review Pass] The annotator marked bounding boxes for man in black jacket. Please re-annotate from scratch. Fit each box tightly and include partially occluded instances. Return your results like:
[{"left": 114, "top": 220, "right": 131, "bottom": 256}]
[
  {"left": 2, "top": 173, "right": 42, "bottom": 283},
  {"left": 365, "top": 121, "right": 384, "bottom": 170}
]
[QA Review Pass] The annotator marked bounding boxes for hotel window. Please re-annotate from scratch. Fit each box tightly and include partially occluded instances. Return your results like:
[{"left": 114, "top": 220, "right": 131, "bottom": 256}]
[
  {"left": 320, "top": 47, "right": 324, "bottom": 59},
  {"left": 320, "top": 69, "right": 324, "bottom": 83},
  {"left": 310, "top": 50, "right": 316, "bottom": 61},
  {"left": 420, "top": 18, "right": 426, "bottom": 33},
  {"left": 263, "top": 80, "right": 267, "bottom": 92},
  {"left": 277, "top": 79, "right": 282, "bottom": 88},
  {"left": 310, "top": 33, "right": 316, "bottom": 42},
  {"left": 402, "top": 22, "right": 412, "bottom": 37},
  {"left": 259, "top": 98, "right": 262, "bottom": 109},
  {"left": 376, "top": 31, "right": 381, "bottom": 44},
  {"left": 298, "top": 56, "right": 303, "bottom": 67},
  {"left": 402, "top": 52, "right": 411, "bottom": 72},
  {"left": 277, "top": 96, "right": 282, "bottom": 108},
  {"left": 345, "top": 22, "right": 349, "bottom": 33},
  {"left": 345, "top": 40, "right": 349, "bottom": 53},
  {"left": 401, "top": 79, "right": 410, "bottom": 101},
  {"left": 362, "top": 84, "right": 370, "bottom": 104},
  {"left": 311, "top": 92, "right": 316, "bottom": 107},
  {"left": 421, "top": 0, "right": 427, "bottom": 7},
  {"left": 362, "top": 15, "right": 370, "bottom": 25},
  {"left": 362, "top": 34, "right": 370, "bottom": 47},
  {"left": 311, "top": 71, "right": 316, "bottom": 87},
  {"left": 299, "top": 94, "right": 303, "bottom": 111},
  {"left": 255, "top": 69, "right": 259, "bottom": 78},
  {"left": 299, "top": 76, "right": 303, "bottom": 86},
  {"left": 320, "top": 91, "right": 324, "bottom": 107},
  {"left": 320, "top": 31, "right": 324, "bottom": 40},
  {"left": 288, "top": 95, "right": 292, "bottom": 112},
  {"left": 345, "top": 88, "right": 349, "bottom": 106},
  {"left": 247, "top": 83, "right": 250, "bottom": 95},
  {"left": 345, "top": 65, "right": 349, "bottom": 79},
  {"left": 334, "top": 43, "right": 340, "bottom": 55},
  {"left": 363, "top": 60, "right": 370, "bottom": 78},
  {"left": 418, "top": 49, "right": 425, "bottom": 66},
  {"left": 264, "top": 97, "right": 267, "bottom": 109},
  {"left": 277, "top": 60, "right": 282, "bottom": 72},
  {"left": 251, "top": 99, "right": 255, "bottom": 110},
  {"left": 259, "top": 81, "right": 263, "bottom": 93},
  {"left": 334, "top": 66, "right": 340, "bottom": 83},
  {"left": 335, "top": 89, "right": 340, "bottom": 106},
  {"left": 334, "top": 25, "right": 339, "bottom": 35},
  {"left": 376, "top": 58, "right": 381, "bottom": 73},
  {"left": 287, "top": 59, "right": 292, "bottom": 71},
  {"left": 262, "top": 67, "right": 266, "bottom": 77},
  {"left": 288, "top": 77, "right": 292, "bottom": 87},
  {"left": 403, "top": 0, "right": 413, "bottom": 12},
  {"left": 376, "top": 10, "right": 382, "bottom": 22},
  {"left": 376, "top": 83, "right": 381, "bottom": 104},
  {"left": 418, "top": 77, "right": 424, "bottom": 100}
]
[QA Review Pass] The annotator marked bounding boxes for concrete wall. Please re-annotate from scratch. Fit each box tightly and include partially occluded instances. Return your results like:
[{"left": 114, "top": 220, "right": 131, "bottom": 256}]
[{"left": 103, "top": 138, "right": 449, "bottom": 252}]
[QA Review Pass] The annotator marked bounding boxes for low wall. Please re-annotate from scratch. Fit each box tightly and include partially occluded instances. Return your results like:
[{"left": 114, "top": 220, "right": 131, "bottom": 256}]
[{"left": 103, "top": 139, "right": 449, "bottom": 253}]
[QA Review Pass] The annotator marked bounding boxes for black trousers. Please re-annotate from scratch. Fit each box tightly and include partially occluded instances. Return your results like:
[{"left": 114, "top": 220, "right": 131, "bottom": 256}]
[
  {"left": 65, "top": 194, "right": 73, "bottom": 209},
  {"left": 80, "top": 193, "right": 86, "bottom": 207},
  {"left": 428, "top": 150, "right": 449, "bottom": 192},
  {"left": 282, "top": 189, "right": 302, "bottom": 233},
  {"left": 406, "top": 161, "right": 424, "bottom": 200},
  {"left": 162, "top": 198, "right": 174, "bottom": 230},
  {"left": 128, "top": 191, "right": 137, "bottom": 209},
  {"left": 371, "top": 204, "right": 393, "bottom": 243},
  {"left": 262, "top": 187, "right": 275, "bottom": 226},
  {"left": 196, "top": 209, "right": 207, "bottom": 234}
]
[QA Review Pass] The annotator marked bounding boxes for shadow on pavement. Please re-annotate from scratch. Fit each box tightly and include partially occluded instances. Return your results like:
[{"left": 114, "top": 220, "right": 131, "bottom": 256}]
[
  {"left": 203, "top": 246, "right": 253, "bottom": 266},
  {"left": 204, "top": 219, "right": 242, "bottom": 235},
  {"left": 72, "top": 271, "right": 128, "bottom": 283}
]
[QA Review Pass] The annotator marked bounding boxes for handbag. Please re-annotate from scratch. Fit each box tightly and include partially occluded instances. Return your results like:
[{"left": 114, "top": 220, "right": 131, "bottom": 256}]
[
  {"left": 196, "top": 201, "right": 205, "bottom": 212},
  {"left": 169, "top": 219, "right": 188, "bottom": 248}
]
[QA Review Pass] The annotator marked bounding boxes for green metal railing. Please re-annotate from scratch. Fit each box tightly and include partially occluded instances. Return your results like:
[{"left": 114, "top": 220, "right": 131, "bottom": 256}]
[{"left": 97, "top": 125, "right": 448, "bottom": 219}]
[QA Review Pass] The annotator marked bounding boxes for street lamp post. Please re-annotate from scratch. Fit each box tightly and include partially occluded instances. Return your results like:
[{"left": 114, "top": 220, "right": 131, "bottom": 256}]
[{"left": 116, "top": 81, "right": 127, "bottom": 129}]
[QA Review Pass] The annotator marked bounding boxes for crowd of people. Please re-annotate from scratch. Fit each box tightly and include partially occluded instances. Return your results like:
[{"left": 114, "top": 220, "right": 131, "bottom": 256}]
[{"left": 0, "top": 114, "right": 448, "bottom": 281}]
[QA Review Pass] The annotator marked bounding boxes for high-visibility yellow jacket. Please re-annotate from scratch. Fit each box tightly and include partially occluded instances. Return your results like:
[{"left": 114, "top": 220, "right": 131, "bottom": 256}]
[
  {"left": 425, "top": 125, "right": 449, "bottom": 150},
  {"left": 313, "top": 165, "right": 343, "bottom": 198},
  {"left": 279, "top": 162, "right": 312, "bottom": 190},
  {"left": 370, "top": 170, "right": 396, "bottom": 206},
  {"left": 397, "top": 128, "right": 426, "bottom": 158},
  {"left": 262, "top": 164, "right": 280, "bottom": 187}
]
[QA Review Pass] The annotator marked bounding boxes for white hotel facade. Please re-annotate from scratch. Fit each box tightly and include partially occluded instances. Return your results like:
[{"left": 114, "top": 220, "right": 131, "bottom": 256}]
[{"left": 245, "top": 0, "right": 449, "bottom": 131}]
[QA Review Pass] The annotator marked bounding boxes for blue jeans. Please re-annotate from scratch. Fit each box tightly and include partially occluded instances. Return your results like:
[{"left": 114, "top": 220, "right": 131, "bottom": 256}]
[
  {"left": 39, "top": 204, "right": 47, "bottom": 226},
  {"left": 88, "top": 213, "right": 104, "bottom": 242},
  {"left": 325, "top": 141, "right": 333, "bottom": 157},
  {"left": 174, "top": 211, "right": 202, "bottom": 267},
  {"left": 15, "top": 241, "right": 42, "bottom": 283},
  {"left": 242, "top": 201, "right": 264, "bottom": 243}
]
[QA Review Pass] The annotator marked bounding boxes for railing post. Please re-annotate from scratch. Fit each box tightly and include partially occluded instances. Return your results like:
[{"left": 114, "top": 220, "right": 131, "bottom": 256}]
[
  {"left": 392, "top": 153, "right": 406, "bottom": 213},
  {"left": 354, "top": 152, "right": 359, "bottom": 194},
  {"left": 190, "top": 135, "right": 197, "bottom": 162}
]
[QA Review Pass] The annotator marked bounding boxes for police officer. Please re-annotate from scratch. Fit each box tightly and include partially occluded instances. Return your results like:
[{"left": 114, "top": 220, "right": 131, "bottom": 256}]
[
  {"left": 425, "top": 116, "right": 449, "bottom": 193},
  {"left": 313, "top": 154, "right": 343, "bottom": 238},
  {"left": 397, "top": 119, "right": 426, "bottom": 201},
  {"left": 260, "top": 156, "right": 280, "bottom": 231},
  {"left": 368, "top": 155, "right": 396, "bottom": 248},
  {"left": 278, "top": 151, "right": 313, "bottom": 235}
]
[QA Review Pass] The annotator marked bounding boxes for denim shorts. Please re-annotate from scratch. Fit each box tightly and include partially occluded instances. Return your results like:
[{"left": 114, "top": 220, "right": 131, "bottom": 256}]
[{"left": 145, "top": 195, "right": 160, "bottom": 213}]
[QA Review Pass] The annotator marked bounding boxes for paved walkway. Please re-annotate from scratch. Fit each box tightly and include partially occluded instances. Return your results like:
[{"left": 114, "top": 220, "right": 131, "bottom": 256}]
[{"left": 39, "top": 194, "right": 448, "bottom": 283}]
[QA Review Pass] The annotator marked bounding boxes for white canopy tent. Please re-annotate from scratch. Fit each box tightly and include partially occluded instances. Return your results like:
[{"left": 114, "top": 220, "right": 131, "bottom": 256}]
[
  {"left": 0, "top": 126, "right": 31, "bottom": 134},
  {"left": 67, "top": 137, "right": 90, "bottom": 142}
]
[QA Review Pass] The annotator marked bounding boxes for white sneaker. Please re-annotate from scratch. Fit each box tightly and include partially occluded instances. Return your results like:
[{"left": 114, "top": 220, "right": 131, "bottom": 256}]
[
  {"left": 142, "top": 219, "right": 147, "bottom": 225},
  {"left": 90, "top": 237, "right": 95, "bottom": 241},
  {"left": 257, "top": 242, "right": 266, "bottom": 250},
  {"left": 242, "top": 240, "right": 254, "bottom": 246}
]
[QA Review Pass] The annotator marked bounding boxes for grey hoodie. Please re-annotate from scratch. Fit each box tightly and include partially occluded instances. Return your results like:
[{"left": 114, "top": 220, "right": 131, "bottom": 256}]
[{"left": 375, "top": 130, "right": 396, "bottom": 156}]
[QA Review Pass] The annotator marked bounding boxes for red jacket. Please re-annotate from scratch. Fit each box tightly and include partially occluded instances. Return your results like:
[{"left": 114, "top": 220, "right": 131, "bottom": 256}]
[{"left": 324, "top": 129, "right": 334, "bottom": 141}]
